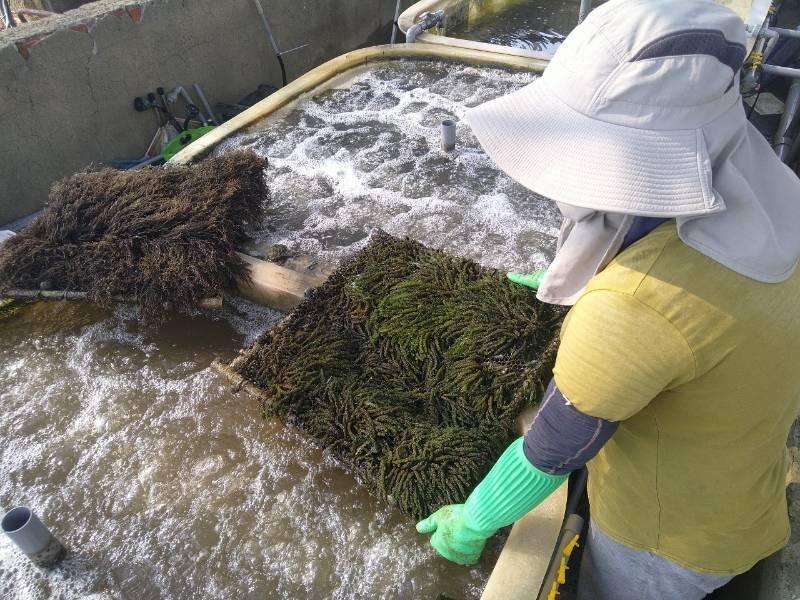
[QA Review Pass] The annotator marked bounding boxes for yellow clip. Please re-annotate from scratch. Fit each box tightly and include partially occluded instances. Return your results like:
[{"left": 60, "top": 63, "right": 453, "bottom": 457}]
[
  {"left": 547, "top": 582, "right": 559, "bottom": 600},
  {"left": 563, "top": 534, "right": 581, "bottom": 557},
  {"left": 558, "top": 557, "right": 568, "bottom": 585},
  {"left": 768, "top": 3, "right": 777, "bottom": 14}
]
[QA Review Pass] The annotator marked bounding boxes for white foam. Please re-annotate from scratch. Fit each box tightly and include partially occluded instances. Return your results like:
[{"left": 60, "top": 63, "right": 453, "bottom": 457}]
[
  {"left": 217, "top": 60, "right": 560, "bottom": 274},
  {"left": 0, "top": 301, "right": 497, "bottom": 599}
]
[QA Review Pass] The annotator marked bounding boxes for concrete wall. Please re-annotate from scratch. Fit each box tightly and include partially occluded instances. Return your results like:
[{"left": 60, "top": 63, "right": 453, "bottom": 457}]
[
  {"left": 10, "top": 1, "right": 91, "bottom": 14},
  {"left": 0, "top": 0, "right": 413, "bottom": 224}
]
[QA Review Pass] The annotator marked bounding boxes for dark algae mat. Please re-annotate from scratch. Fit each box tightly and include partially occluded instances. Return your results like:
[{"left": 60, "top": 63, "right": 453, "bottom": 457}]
[
  {"left": 231, "top": 231, "right": 566, "bottom": 519},
  {"left": 0, "top": 150, "right": 267, "bottom": 323}
]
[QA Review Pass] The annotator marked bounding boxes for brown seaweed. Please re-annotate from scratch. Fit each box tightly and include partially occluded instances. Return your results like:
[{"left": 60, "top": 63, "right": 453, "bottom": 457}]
[{"left": 0, "top": 150, "right": 267, "bottom": 323}]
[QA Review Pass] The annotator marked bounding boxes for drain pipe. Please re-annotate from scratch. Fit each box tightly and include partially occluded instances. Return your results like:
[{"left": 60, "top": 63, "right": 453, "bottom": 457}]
[
  {"left": 251, "top": 0, "right": 288, "bottom": 86},
  {"left": 578, "top": 0, "right": 592, "bottom": 24},
  {"left": 441, "top": 120, "right": 456, "bottom": 152},
  {"left": 2, "top": 507, "right": 65, "bottom": 568},
  {"left": 406, "top": 11, "right": 445, "bottom": 44}
]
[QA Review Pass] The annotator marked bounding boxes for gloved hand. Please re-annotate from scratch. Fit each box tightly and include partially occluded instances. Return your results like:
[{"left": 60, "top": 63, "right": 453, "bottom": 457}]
[
  {"left": 415, "top": 504, "right": 490, "bottom": 565},
  {"left": 507, "top": 270, "right": 546, "bottom": 290},
  {"left": 416, "top": 437, "right": 567, "bottom": 565}
]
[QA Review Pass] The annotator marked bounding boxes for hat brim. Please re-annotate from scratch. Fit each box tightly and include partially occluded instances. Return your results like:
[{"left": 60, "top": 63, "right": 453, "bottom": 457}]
[{"left": 465, "top": 79, "right": 722, "bottom": 217}]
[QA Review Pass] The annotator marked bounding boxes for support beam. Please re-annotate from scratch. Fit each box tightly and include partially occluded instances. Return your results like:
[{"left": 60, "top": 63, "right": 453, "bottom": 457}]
[{"left": 236, "top": 252, "right": 324, "bottom": 311}]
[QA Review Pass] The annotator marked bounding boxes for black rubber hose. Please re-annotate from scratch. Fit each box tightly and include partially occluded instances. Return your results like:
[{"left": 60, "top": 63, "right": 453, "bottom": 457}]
[
  {"left": 564, "top": 468, "right": 589, "bottom": 518},
  {"left": 277, "top": 54, "right": 288, "bottom": 87}
]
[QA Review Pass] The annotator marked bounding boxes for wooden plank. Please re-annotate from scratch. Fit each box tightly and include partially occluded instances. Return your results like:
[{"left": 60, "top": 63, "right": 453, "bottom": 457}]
[
  {"left": 236, "top": 252, "right": 324, "bottom": 311},
  {"left": 480, "top": 485, "right": 567, "bottom": 600},
  {"left": 3, "top": 289, "right": 223, "bottom": 309}
]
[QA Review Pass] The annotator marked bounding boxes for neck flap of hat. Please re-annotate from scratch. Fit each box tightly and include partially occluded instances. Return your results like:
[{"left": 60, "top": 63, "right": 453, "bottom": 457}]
[{"left": 465, "top": 0, "right": 800, "bottom": 290}]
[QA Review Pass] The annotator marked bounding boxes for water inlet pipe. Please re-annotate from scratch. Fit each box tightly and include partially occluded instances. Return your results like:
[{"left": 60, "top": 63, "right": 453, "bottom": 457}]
[
  {"left": 251, "top": 0, "right": 289, "bottom": 86},
  {"left": 2, "top": 507, "right": 65, "bottom": 568},
  {"left": 441, "top": 119, "right": 456, "bottom": 152},
  {"left": 391, "top": 0, "right": 403, "bottom": 44},
  {"left": 406, "top": 11, "right": 445, "bottom": 44},
  {"left": 578, "top": 0, "right": 592, "bottom": 24}
]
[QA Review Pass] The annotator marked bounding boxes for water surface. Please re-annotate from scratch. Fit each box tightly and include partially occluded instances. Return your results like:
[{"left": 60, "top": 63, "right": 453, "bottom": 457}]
[
  {"left": 448, "top": 0, "right": 580, "bottom": 52},
  {"left": 0, "top": 58, "right": 556, "bottom": 599},
  {"left": 0, "top": 301, "right": 503, "bottom": 599}
]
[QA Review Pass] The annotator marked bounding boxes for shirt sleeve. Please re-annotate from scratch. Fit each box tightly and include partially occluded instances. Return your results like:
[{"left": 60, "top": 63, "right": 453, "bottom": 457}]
[{"left": 553, "top": 289, "right": 695, "bottom": 422}]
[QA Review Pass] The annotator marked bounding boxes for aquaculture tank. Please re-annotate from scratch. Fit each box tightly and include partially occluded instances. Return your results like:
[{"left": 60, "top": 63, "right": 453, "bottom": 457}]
[
  {"left": 398, "top": 0, "right": 772, "bottom": 59},
  {"left": 0, "top": 48, "right": 563, "bottom": 600},
  {"left": 438, "top": 0, "right": 594, "bottom": 53}
]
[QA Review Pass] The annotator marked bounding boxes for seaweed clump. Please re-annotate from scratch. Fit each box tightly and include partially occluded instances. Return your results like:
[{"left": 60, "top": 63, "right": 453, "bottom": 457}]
[
  {"left": 0, "top": 150, "right": 267, "bottom": 323},
  {"left": 233, "top": 232, "right": 566, "bottom": 519},
  {"left": 0, "top": 298, "right": 17, "bottom": 321}
]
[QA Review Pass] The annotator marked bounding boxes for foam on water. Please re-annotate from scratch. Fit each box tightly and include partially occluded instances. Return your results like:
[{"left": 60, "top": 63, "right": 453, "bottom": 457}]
[
  {"left": 0, "top": 301, "right": 502, "bottom": 599},
  {"left": 216, "top": 59, "right": 561, "bottom": 273}
]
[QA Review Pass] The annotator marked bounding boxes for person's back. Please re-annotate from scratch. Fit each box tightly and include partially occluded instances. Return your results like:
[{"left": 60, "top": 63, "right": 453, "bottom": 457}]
[
  {"left": 415, "top": 1, "right": 800, "bottom": 597},
  {"left": 555, "top": 222, "right": 800, "bottom": 573}
]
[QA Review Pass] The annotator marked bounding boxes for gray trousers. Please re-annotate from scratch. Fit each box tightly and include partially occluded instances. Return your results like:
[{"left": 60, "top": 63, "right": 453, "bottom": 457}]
[{"left": 577, "top": 521, "right": 734, "bottom": 600}]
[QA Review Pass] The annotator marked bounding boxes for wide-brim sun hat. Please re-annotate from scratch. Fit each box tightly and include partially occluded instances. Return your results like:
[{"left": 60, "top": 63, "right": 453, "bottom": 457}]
[
  {"left": 466, "top": 0, "right": 745, "bottom": 217},
  {"left": 466, "top": 0, "right": 800, "bottom": 287}
]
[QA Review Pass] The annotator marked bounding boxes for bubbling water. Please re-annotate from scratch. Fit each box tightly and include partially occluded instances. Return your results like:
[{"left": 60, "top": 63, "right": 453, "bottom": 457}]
[
  {"left": 1, "top": 59, "right": 554, "bottom": 599},
  {"left": 0, "top": 301, "right": 502, "bottom": 599},
  {"left": 216, "top": 59, "right": 561, "bottom": 275}
]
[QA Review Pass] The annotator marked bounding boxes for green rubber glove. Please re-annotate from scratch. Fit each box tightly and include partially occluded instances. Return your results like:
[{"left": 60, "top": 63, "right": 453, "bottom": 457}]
[
  {"left": 416, "top": 437, "right": 567, "bottom": 565},
  {"left": 507, "top": 270, "right": 546, "bottom": 290}
]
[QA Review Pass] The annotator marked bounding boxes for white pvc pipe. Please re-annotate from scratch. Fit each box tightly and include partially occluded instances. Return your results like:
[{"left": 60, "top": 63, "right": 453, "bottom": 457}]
[
  {"left": 2, "top": 507, "right": 65, "bottom": 568},
  {"left": 441, "top": 119, "right": 456, "bottom": 152}
]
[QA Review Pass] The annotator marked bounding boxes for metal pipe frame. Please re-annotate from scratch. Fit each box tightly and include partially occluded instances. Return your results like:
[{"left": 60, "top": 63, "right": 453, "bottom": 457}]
[
  {"left": 760, "top": 63, "right": 800, "bottom": 79},
  {"left": 770, "top": 26, "right": 800, "bottom": 39},
  {"left": 774, "top": 78, "right": 800, "bottom": 162}
]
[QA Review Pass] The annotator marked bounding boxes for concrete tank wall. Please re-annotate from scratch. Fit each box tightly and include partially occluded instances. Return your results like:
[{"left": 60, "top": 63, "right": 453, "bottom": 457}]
[{"left": 0, "top": 0, "right": 413, "bottom": 224}]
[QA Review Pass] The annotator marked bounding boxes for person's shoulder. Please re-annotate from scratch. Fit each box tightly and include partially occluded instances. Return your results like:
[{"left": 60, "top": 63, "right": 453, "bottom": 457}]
[{"left": 585, "top": 222, "right": 678, "bottom": 299}]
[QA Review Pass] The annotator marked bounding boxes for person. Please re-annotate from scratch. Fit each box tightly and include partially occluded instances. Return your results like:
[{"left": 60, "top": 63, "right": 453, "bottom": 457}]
[{"left": 414, "top": 1, "right": 800, "bottom": 598}]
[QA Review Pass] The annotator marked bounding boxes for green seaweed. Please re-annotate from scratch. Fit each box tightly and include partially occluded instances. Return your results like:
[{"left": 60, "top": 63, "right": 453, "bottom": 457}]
[{"left": 233, "top": 231, "right": 565, "bottom": 519}]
